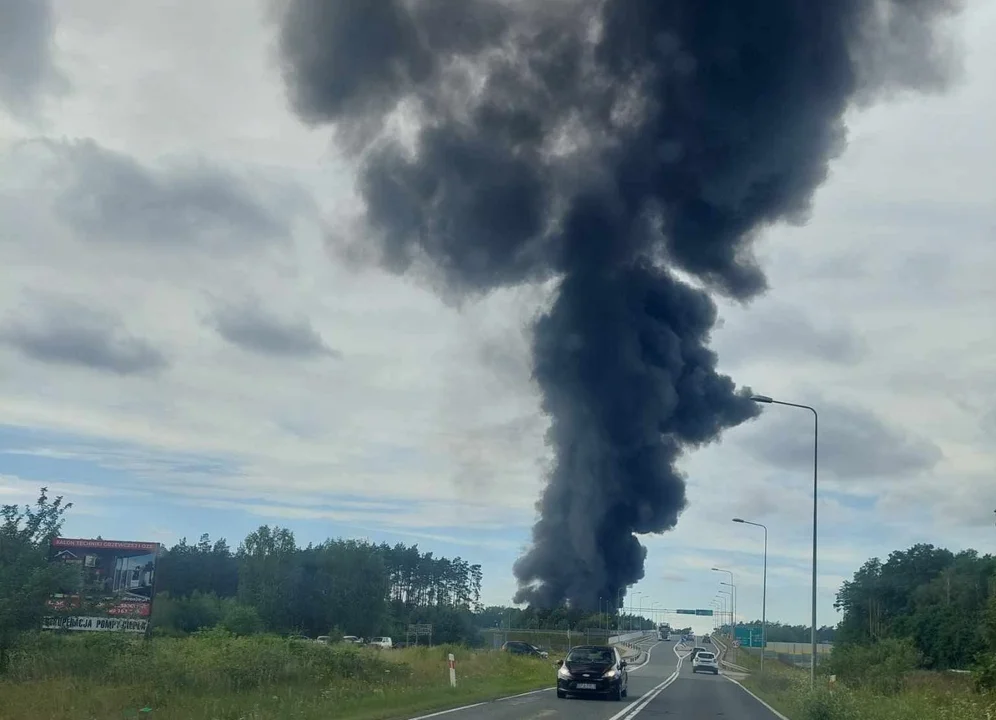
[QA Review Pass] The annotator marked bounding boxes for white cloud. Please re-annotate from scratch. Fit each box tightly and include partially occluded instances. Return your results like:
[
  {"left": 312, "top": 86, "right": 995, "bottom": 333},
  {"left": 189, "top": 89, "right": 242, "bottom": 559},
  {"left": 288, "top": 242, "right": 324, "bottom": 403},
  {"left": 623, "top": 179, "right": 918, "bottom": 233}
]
[{"left": 1, "top": 0, "right": 994, "bottom": 626}]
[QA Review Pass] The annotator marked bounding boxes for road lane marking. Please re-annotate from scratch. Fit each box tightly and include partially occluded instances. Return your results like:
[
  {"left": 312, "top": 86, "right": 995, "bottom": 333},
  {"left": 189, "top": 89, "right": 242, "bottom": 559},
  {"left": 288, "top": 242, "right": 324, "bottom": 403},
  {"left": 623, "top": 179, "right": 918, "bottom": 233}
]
[
  {"left": 626, "top": 640, "right": 661, "bottom": 672},
  {"left": 500, "top": 687, "right": 554, "bottom": 703},
  {"left": 404, "top": 686, "right": 554, "bottom": 719},
  {"left": 723, "top": 677, "right": 791, "bottom": 720},
  {"left": 408, "top": 635, "right": 661, "bottom": 719},
  {"left": 406, "top": 702, "right": 488, "bottom": 719},
  {"left": 605, "top": 642, "right": 688, "bottom": 720}
]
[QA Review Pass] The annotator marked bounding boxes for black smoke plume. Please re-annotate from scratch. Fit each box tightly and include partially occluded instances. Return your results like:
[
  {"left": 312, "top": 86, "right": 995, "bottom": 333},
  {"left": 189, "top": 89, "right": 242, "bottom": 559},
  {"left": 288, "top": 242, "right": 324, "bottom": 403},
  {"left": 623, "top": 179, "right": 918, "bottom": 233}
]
[{"left": 275, "top": 0, "right": 961, "bottom": 609}]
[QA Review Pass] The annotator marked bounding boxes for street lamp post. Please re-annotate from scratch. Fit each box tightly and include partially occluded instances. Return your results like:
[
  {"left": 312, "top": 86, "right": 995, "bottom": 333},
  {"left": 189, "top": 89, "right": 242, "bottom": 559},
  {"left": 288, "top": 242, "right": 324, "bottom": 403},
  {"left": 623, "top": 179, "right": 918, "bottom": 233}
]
[
  {"left": 751, "top": 394, "right": 818, "bottom": 688},
  {"left": 713, "top": 568, "right": 735, "bottom": 635},
  {"left": 718, "top": 589, "right": 731, "bottom": 633},
  {"left": 633, "top": 592, "right": 644, "bottom": 631},
  {"left": 733, "top": 517, "right": 768, "bottom": 679},
  {"left": 715, "top": 595, "right": 728, "bottom": 630},
  {"left": 721, "top": 582, "right": 736, "bottom": 641}
]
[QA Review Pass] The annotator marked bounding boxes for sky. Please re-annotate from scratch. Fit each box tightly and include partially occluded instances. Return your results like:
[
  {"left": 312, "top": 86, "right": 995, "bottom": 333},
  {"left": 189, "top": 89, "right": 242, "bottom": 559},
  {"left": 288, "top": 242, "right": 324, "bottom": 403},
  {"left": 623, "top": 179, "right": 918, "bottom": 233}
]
[{"left": 1, "top": 0, "right": 994, "bottom": 637}]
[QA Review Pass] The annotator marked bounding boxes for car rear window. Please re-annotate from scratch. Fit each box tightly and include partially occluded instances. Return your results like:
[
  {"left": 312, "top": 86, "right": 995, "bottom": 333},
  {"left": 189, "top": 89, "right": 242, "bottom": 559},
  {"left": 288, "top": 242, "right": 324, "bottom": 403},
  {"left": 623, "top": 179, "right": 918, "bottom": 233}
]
[{"left": 698, "top": 653, "right": 715, "bottom": 660}]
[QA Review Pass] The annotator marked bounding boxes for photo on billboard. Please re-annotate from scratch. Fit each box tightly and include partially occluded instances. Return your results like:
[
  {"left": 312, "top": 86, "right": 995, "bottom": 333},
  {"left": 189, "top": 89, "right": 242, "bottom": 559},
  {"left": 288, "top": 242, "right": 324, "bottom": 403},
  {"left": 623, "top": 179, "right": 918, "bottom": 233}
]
[{"left": 43, "top": 537, "right": 161, "bottom": 633}]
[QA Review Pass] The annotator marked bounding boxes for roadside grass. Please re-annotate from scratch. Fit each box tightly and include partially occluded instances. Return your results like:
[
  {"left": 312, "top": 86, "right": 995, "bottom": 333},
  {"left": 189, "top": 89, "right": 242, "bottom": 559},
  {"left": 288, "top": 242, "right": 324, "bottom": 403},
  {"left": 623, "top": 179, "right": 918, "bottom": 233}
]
[
  {"left": 734, "top": 649, "right": 996, "bottom": 720},
  {"left": 0, "top": 631, "right": 553, "bottom": 720}
]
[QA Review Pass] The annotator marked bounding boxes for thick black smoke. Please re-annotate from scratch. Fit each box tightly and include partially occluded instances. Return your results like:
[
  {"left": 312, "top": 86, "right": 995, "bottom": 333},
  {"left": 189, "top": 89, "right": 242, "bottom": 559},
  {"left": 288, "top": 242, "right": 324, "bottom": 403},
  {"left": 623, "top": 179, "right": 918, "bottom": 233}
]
[{"left": 275, "top": 0, "right": 961, "bottom": 608}]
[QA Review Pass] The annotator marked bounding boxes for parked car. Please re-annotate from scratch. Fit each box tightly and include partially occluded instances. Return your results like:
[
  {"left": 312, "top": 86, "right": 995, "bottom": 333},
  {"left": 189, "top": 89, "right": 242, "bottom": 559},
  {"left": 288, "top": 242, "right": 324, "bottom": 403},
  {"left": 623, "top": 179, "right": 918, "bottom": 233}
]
[
  {"left": 556, "top": 645, "right": 628, "bottom": 701},
  {"left": 315, "top": 635, "right": 331, "bottom": 645},
  {"left": 342, "top": 635, "right": 363, "bottom": 645},
  {"left": 368, "top": 636, "right": 393, "bottom": 649},
  {"left": 692, "top": 650, "right": 720, "bottom": 675},
  {"left": 501, "top": 641, "right": 546, "bottom": 658}
]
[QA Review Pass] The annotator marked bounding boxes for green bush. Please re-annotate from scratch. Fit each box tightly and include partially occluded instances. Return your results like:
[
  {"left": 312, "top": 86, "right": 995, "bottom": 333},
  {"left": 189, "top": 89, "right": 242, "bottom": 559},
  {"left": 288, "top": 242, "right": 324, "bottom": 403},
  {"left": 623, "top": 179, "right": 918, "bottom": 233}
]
[
  {"left": 799, "top": 688, "right": 860, "bottom": 720},
  {"left": 827, "top": 637, "right": 921, "bottom": 694},
  {"left": 220, "top": 603, "right": 264, "bottom": 636}
]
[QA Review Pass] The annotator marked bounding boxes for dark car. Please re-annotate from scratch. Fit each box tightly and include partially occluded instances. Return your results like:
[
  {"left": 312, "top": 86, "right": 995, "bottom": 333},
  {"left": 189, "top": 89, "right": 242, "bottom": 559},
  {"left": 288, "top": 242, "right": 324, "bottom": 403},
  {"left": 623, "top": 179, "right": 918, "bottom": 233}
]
[
  {"left": 702, "top": 636, "right": 712, "bottom": 644},
  {"left": 691, "top": 646, "right": 707, "bottom": 659},
  {"left": 556, "top": 645, "right": 628, "bottom": 701},
  {"left": 501, "top": 641, "right": 545, "bottom": 658}
]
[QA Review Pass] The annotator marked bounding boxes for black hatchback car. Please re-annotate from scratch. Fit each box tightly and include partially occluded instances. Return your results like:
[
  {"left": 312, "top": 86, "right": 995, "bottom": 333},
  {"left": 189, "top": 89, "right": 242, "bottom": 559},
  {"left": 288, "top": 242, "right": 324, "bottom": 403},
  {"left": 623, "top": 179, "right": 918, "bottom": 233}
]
[
  {"left": 501, "top": 641, "right": 546, "bottom": 658},
  {"left": 556, "top": 645, "right": 628, "bottom": 700}
]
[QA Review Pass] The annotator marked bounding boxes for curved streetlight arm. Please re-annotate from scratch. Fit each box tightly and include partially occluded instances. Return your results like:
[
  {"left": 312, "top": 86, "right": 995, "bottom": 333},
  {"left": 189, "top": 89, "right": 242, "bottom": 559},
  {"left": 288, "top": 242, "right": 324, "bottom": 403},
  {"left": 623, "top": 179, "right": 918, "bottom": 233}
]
[
  {"left": 732, "top": 517, "right": 768, "bottom": 678},
  {"left": 712, "top": 567, "right": 735, "bottom": 629},
  {"left": 751, "top": 393, "right": 818, "bottom": 689}
]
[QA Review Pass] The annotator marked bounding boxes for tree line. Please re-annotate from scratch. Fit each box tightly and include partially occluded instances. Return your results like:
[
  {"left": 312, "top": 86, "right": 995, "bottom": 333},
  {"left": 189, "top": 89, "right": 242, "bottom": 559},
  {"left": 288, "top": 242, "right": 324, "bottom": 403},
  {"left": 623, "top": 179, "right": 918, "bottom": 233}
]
[
  {"left": 0, "top": 489, "right": 491, "bottom": 656},
  {"left": 812, "top": 541, "right": 996, "bottom": 695},
  {"left": 717, "top": 619, "right": 837, "bottom": 644},
  {"left": 833, "top": 542, "right": 996, "bottom": 672},
  {"left": 475, "top": 604, "right": 658, "bottom": 633},
  {"left": 153, "top": 526, "right": 485, "bottom": 643}
]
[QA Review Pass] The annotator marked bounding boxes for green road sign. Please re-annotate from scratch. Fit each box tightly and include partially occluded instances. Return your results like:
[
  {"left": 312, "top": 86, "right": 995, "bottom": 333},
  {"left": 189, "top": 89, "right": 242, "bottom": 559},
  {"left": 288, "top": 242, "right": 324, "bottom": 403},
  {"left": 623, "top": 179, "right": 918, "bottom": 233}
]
[
  {"left": 734, "top": 626, "right": 764, "bottom": 648},
  {"left": 676, "top": 609, "right": 695, "bottom": 615},
  {"left": 695, "top": 609, "right": 714, "bottom": 616}
]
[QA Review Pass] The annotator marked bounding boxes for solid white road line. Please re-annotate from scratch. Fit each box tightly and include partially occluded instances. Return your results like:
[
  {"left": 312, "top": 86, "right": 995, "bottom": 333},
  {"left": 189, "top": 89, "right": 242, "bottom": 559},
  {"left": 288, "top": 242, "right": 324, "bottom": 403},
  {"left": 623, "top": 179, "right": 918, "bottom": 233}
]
[
  {"left": 626, "top": 640, "right": 661, "bottom": 672},
  {"left": 605, "top": 640, "right": 689, "bottom": 720},
  {"left": 723, "top": 676, "right": 792, "bottom": 720},
  {"left": 406, "top": 702, "right": 489, "bottom": 720},
  {"left": 408, "top": 637, "right": 661, "bottom": 719}
]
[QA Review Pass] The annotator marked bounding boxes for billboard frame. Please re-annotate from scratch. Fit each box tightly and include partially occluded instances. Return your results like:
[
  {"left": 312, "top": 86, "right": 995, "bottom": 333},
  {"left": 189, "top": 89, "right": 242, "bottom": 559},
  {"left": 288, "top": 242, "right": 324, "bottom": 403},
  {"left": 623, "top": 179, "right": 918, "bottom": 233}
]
[{"left": 44, "top": 537, "right": 162, "bottom": 635}]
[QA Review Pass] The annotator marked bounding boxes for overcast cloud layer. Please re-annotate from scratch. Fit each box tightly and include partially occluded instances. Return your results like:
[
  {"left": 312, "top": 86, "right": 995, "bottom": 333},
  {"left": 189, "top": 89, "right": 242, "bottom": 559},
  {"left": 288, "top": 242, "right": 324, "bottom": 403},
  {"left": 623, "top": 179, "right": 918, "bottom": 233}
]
[{"left": 1, "top": 0, "right": 994, "bottom": 630}]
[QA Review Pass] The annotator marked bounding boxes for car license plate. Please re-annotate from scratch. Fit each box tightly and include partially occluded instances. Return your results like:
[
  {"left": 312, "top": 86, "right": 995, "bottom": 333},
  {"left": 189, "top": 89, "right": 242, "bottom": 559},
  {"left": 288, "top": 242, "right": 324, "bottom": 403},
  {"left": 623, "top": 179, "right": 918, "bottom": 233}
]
[{"left": 576, "top": 683, "right": 596, "bottom": 690}]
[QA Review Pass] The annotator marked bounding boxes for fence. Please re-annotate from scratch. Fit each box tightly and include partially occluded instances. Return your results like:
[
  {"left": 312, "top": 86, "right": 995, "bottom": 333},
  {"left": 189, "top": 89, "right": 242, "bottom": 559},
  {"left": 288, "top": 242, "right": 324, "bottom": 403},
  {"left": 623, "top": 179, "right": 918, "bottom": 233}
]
[
  {"left": 483, "top": 628, "right": 651, "bottom": 653},
  {"left": 737, "top": 642, "right": 833, "bottom": 669}
]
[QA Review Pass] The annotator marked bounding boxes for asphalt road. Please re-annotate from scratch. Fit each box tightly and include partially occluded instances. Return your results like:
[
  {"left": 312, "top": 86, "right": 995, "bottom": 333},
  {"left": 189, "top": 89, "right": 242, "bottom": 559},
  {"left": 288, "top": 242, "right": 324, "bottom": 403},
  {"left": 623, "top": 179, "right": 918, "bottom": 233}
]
[{"left": 409, "top": 636, "right": 785, "bottom": 720}]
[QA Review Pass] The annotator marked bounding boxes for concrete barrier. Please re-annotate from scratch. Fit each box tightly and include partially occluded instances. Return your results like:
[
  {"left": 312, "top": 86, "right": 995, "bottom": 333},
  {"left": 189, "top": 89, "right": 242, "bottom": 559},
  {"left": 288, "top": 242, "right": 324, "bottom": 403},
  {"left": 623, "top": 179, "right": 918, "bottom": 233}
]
[{"left": 608, "top": 630, "right": 651, "bottom": 644}]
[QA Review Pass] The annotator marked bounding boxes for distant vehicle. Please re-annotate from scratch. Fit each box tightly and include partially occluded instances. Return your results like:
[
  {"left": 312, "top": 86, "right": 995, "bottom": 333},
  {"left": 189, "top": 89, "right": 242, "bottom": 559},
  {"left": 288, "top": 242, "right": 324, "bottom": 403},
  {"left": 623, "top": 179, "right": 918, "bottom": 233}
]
[
  {"left": 369, "top": 636, "right": 393, "bottom": 649},
  {"left": 342, "top": 635, "right": 363, "bottom": 644},
  {"left": 692, "top": 650, "right": 719, "bottom": 675},
  {"left": 315, "top": 635, "right": 331, "bottom": 645},
  {"left": 501, "top": 641, "right": 545, "bottom": 658},
  {"left": 556, "top": 644, "right": 628, "bottom": 701},
  {"left": 702, "top": 636, "right": 712, "bottom": 644}
]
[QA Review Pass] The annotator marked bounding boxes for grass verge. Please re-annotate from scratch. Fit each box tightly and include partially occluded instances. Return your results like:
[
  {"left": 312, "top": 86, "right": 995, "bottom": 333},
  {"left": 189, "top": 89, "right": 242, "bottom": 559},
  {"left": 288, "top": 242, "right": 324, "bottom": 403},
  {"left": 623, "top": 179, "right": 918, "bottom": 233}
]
[
  {"left": 0, "top": 631, "right": 553, "bottom": 720},
  {"left": 734, "top": 649, "right": 996, "bottom": 720}
]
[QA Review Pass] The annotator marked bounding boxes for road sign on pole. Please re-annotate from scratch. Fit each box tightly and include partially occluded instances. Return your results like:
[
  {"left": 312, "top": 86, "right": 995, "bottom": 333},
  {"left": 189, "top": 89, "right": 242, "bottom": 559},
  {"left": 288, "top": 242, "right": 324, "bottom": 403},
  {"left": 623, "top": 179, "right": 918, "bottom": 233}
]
[
  {"left": 695, "top": 609, "right": 714, "bottom": 616},
  {"left": 676, "top": 609, "right": 695, "bottom": 615},
  {"left": 735, "top": 626, "right": 764, "bottom": 648}
]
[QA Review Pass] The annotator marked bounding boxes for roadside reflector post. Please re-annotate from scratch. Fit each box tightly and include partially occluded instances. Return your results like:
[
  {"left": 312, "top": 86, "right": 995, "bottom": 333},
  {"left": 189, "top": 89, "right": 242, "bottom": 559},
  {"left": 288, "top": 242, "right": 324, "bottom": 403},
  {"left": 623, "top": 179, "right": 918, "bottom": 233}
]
[{"left": 448, "top": 653, "right": 456, "bottom": 687}]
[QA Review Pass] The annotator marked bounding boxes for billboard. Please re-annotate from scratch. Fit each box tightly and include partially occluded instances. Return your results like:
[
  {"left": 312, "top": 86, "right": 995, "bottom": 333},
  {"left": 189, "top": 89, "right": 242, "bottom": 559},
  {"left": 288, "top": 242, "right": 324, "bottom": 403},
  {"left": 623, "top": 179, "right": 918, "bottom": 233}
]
[{"left": 43, "top": 537, "right": 161, "bottom": 633}]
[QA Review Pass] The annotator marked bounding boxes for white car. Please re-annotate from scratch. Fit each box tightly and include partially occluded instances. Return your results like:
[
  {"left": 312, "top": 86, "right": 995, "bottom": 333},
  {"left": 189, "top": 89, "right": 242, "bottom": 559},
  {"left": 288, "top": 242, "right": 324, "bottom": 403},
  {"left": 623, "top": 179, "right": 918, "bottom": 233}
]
[
  {"left": 369, "top": 636, "right": 393, "bottom": 649},
  {"left": 692, "top": 650, "right": 719, "bottom": 675},
  {"left": 342, "top": 635, "right": 363, "bottom": 644}
]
